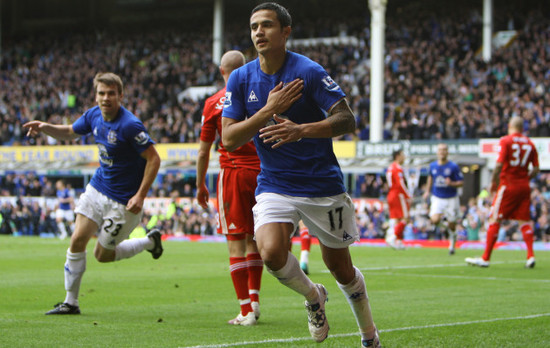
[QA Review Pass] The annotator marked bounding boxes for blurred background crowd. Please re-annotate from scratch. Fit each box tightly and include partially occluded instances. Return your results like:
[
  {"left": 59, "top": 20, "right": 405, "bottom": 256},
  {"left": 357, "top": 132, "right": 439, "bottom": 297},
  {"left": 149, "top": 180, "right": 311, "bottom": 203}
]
[
  {"left": 2, "top": 170, "right": 549, "bottom": 244},
  {"left": 1, "top": 0, "right": 549, "bottom": 243},
  {"left": 2, "top": 1, "right": 550, "bottom": 146}
]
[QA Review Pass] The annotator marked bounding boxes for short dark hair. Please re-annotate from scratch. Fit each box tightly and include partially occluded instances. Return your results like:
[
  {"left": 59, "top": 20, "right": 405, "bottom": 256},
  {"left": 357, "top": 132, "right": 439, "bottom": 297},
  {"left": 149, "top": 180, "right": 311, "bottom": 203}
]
[
  {"left": 93, "top": 72, "right": 124, "bottom": 95},
  {"left": 251, "top": 2, "right": 292, "bottom": 28},
  {"left": 392, "top": 149, "right": 403, "bottom": 160}
]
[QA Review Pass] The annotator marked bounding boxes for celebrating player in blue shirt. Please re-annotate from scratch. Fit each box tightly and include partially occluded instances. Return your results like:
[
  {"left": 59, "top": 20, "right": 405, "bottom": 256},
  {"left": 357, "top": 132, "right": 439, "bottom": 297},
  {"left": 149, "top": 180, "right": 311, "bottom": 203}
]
[
  {"left": 221, "top": 3, "right": 380, "bottom": 347},
  {"left": 24, "top": 72, "right": 163, "bottom": 315},
  {"left": 423, "top": 143, "right": 464, "bottom": 254}
]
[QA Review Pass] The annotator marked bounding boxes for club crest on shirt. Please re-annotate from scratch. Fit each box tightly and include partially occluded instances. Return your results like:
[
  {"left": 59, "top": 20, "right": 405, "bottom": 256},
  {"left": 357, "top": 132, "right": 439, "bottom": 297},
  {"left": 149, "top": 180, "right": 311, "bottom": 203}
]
[
  {"left": 444, "top": 168, "right": 451, "bottom": 176},
  {"left": 223, "top": 92, "right": 232, "bottom": 108},
  {"left": 134, "top": 131, "right": 150, "bottom": 145},
  {"left": 107, "top": 129, "right": 117, "bottom": 144},
  {"left": 322, "top": 75, "right": 340, "bottom": 91}
]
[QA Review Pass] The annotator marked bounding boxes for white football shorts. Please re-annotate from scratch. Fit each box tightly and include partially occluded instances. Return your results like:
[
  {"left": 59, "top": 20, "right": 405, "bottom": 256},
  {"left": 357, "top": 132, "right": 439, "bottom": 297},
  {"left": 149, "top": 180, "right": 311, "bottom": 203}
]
[
  {"left": 429, "top": 195, "right": 461, "bottom": 222},
  {"left": 75, "top": 184, "right": 142, "bottom": 250},
  {"left": 56, "top": 208, "right": 74, "bottom": 222},
  {"left": 253, "top": 192, "right": 359, "bottom": 249}
]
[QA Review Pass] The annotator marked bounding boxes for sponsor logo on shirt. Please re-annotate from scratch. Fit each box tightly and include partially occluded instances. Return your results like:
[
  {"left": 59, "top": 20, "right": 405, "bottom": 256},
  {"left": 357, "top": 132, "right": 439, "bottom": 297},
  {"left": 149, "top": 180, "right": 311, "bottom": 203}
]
[
  {"left": 134, "top": 131, "right": 150, "bottom": 145},
  {"left": 223, "top": 92, "right": 232, "bottom": 108},
  {"left": 98, "top": 144, "right": 113, "bottom": 167},
  {"left": 322, "top": 75, "right": 341, "bottom": 91}
]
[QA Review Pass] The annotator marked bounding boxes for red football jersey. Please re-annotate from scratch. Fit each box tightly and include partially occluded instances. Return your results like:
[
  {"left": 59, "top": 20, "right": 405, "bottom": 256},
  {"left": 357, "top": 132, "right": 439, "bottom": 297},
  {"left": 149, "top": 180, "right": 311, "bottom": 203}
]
[
  {"left": 386, "top": 162, "right": 411, "bottom": 198},
  {"left": 200, "top": 88, "right": 260, "bottom": 170},
  {"left": 497, "top": 132, "right": 539, "bottom": 186}
]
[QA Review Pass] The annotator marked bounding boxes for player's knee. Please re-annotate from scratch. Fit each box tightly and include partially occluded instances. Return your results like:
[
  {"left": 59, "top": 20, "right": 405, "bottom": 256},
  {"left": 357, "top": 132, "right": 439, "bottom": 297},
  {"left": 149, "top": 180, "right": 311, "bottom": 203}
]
[
  {"left": 326, "top": 262, "right": 354, "bottom": 284},
  {"left": 69, "top": 235, "right": 88, "bottom": 251},
  {"left": 94, "top": 251, "right": 115, "bottom": 263},
  {"left": 259, "top": 247, "right": 285, "bottom": 270},
  {"left": 94, "top": 244, "right": 115, "bottom": 263}
]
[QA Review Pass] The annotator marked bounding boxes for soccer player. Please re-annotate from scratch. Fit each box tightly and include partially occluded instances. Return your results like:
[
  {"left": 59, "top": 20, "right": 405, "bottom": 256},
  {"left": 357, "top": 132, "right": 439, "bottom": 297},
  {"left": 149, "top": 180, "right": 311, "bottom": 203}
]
[
  {"left": 221, "top": 3, "right": 380, "bottom": 347},
  {"left": 196, "top": 50, "right": 263, "bottom": 326},
  {"left": 385, "top": 149, "right": 411, "bottom": 250},
  {"left": 466, "top": 116, "right": 539, "bottom": 268},
  {"left": 423, "top": 143, "right": 464, "bottom": 255},
  {"left": 24, "top": 72, "right": 163, "bottom": 315},
  {"left": 55, "top": 179, "right": 74, "bottom": 239}
]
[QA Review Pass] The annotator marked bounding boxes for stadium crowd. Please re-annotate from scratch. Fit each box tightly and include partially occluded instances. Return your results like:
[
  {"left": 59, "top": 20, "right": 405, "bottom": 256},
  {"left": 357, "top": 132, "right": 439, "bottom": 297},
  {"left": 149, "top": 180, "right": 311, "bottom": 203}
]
[
  {"left": 2, "top": 170, "right": 549, "bottom": 245},
  {"left": 1, "top": 1, "right": 550, "bottom": 243},
  {"left": 1, "top": 2, "right": 550, "bottom": 145}
]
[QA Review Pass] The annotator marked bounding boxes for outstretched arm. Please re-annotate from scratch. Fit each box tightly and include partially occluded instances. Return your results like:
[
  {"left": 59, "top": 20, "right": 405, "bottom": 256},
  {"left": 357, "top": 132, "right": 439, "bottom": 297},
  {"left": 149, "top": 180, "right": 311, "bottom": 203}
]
[{"left": 23, "top": 121, "right": 79, "bottom": 140}]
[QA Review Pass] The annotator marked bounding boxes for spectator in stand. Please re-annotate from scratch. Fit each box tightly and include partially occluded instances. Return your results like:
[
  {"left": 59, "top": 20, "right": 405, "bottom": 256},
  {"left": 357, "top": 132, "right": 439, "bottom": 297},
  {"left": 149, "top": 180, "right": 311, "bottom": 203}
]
[
  {"left": 30, "top": 201, "right": 43, "bottom": 236},
  {"left": 0, "top": 202, "right": 15, "bottom": 234},
  {"left": 2, "top": 2, "right": 550, "bottom": 145},
  {"left": 361, "top": 174, "right": 383, "bottom": 198},
  {"left": 41, "top": 178, "right": 57, "bottom": 197}
]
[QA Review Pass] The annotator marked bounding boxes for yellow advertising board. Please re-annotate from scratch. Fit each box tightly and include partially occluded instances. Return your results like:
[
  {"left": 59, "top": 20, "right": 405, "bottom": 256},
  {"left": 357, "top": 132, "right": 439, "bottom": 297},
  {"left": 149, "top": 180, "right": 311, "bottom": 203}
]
[
  {"left": 333, "top": 141, "right": 356, "bottom": 159},
  {"left": 0, "top": 145, "right": 98, "bottom": 162},
  {"left": 0, "top": 144, "right": 201, "bottom": 163},
  {"left": 1, "top": 142, "right": 354, "bottom": 162}
]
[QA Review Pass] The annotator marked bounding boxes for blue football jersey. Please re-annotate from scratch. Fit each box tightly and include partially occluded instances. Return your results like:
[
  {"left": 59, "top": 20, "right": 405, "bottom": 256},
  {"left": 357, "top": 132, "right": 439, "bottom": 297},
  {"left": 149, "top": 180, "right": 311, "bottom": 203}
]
[
  {"left": 57, "top": 188, "right": 71, "bottom": 210},
  {"left": 222, "top": 51, "right": 346, "bottom": 197},
  {"left": 72, "top": 106, "right": 154, "bottom": 204},
  {"left": 428, "top": 161, "right": 463, "bottom": 198}
]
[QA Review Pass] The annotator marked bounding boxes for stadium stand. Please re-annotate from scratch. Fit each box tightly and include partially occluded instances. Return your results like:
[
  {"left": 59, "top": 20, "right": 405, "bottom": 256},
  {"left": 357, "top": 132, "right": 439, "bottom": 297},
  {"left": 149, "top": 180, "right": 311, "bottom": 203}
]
[
  {"left": 1, "top": 2, "right": 550, "bottom": 145},
  {"left": 1, "top": 0, "right": 549, "bottom": 243}
]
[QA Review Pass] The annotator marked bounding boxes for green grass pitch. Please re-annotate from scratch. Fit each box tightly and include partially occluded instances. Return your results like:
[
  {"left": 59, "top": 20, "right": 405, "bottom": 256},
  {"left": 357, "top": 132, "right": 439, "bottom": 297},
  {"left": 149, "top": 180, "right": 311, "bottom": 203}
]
[{"left": 1, "top": 236, "right": 549, "bottom": 347}]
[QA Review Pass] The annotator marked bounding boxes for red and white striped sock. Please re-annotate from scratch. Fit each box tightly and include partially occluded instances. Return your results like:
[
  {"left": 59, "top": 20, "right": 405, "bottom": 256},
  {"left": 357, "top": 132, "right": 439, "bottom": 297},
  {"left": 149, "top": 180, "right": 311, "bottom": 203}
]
[
  {"left": 520, "top": 223, "right": 535, "bottom": 259},
  {"left": 246, "top": 253, "right": 263, "bottom": 303},
  {"left": 229, "top": 257, "right": 252, "bottom": 316},
  {"left": 482, "top": 222, "right": 500, "bottom": 261}
]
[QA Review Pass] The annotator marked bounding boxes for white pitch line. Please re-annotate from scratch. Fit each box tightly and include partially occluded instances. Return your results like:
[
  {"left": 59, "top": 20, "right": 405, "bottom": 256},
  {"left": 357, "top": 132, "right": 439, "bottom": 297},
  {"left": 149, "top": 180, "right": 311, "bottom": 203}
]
[
  {"left": 320, "top": 260, "right": 523, "bottom": 272},
  {"left": 179, "top": 313, "right": 550, "bottom": 348},
  {"left": 373, "top": 271, "right": 550, "bottom": 283}
]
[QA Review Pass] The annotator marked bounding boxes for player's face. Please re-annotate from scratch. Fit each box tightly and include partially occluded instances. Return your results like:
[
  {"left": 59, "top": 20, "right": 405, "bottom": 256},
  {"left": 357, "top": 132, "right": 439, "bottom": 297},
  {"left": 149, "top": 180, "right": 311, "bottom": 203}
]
[
  {"left": 437, "top": 145, "right": 448, "bottom": 161},
  {"left": 250, "top": 10, "right": 290, "bottom": 55},
  {"left": 95, "top": 82, "right": 123, "bottom": 120},
  {"left": 397, "top": 152, "right": 405, "bottom": 164}
]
